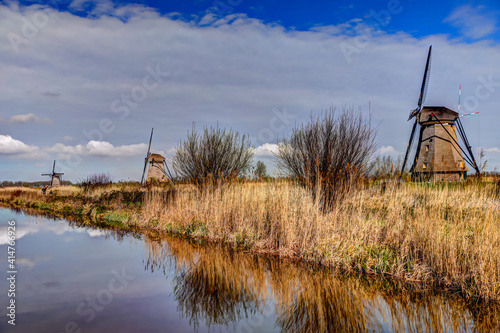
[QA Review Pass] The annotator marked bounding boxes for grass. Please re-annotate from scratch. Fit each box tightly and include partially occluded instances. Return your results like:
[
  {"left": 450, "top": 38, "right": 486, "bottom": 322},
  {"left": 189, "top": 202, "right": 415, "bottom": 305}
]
[{"left": 1, "top": 179, "right": 499, "bottom": 302}]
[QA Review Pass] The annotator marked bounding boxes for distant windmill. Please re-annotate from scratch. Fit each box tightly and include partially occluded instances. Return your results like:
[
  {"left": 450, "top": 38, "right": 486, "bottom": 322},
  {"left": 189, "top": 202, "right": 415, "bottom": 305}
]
[
  {"left": 42, "top": 160, "right": 64, "bottom": 187},
  {"left": 141, "top": 128, "right": 175, "bottom": 185},
  {"left": 400, "top": 46, "right": 479, "bottom": 182}
]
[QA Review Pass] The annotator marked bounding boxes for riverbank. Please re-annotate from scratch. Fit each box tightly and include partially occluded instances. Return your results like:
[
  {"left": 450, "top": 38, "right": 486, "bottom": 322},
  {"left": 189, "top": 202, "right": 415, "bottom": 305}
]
[{"left": 1, "top": 181, "right": 499, "bottom": 301}]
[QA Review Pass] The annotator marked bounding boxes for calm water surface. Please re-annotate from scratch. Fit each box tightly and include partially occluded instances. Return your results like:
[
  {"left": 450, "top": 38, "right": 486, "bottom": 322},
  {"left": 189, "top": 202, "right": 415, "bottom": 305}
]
[{"left": 0, "top": 208, "right": 498, "bottom": 333}]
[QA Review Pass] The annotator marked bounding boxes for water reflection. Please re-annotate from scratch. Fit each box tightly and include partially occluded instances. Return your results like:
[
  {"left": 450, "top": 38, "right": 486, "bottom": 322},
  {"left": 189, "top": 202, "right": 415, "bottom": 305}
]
[{"left": 145, "top": 234, "right": 500, "bottom": 333}]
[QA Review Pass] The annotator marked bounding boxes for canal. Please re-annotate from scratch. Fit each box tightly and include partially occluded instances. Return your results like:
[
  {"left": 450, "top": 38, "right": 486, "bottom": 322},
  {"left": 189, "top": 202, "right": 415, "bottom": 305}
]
[{"left": 0, "top": 208, "right": 498, "bottom": 332}]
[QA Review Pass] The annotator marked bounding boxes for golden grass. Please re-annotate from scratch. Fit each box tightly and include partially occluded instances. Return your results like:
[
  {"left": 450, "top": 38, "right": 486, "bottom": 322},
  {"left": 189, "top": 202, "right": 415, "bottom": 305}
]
[{"left": 140, "top": 181, "right": 500, "bottom": 301}]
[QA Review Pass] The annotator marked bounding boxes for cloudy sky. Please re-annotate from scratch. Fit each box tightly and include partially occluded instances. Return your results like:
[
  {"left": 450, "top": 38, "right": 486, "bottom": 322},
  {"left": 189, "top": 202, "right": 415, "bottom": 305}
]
[{"left": 1, "top": 0, "right": 499, "bottom": 182}]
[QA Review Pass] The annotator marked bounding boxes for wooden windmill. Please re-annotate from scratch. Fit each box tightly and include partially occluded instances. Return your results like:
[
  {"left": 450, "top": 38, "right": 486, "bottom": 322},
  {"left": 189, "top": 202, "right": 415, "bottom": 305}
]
[
  {"left": 400, "top": 46, "right": 479, "bottom": 182},
  {"left": 42, "top": 160, "right": 64, "bottom": 187},
  {"left": 141, "top": 128, "right": 175, "bottom": 185}
]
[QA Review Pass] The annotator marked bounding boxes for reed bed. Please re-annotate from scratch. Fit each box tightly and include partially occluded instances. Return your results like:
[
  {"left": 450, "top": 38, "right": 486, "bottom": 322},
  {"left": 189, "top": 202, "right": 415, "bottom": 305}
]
[{"left": 141, "top": 181, "right": 500, "bottom": 301}]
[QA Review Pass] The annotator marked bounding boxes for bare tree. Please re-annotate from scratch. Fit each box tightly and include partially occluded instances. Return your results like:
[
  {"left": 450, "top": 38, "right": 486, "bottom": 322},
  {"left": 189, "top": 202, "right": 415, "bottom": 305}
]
[
  {"left": 367, "top": 155, "right": 402, "bottom": 179},
  {"left": 275, "top": 106, "right": 376, "bottom": 209},
  {"left": 173, "top": 125, "right": 254, "bottom": 189}
]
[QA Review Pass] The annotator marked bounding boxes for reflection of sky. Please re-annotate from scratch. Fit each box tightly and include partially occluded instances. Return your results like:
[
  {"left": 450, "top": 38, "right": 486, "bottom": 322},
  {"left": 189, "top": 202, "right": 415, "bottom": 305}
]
[{"left": 0, "top": 209, "right": 275, "bottom": 333}]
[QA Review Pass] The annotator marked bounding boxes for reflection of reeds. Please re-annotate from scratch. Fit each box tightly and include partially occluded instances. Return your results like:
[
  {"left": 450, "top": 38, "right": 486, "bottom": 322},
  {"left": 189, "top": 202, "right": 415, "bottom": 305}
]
[
  {"left": 145, "top": 236, "right": 268, "bottom": 330},
  {"left": 144, "top": 234, "right": 500, "bottom": 332},
  {"left": 141, "top": 181, "right": 500, "bottom": 301}
]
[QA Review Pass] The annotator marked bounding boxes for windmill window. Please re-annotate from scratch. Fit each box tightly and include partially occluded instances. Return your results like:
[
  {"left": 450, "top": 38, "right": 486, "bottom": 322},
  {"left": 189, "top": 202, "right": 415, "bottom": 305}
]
[
  {"left": 425, "top": 145, "right": 429, "bottom": 152},
  {"left": 423, "top": 163, "right": 428, "bottom": 170},
  {"left": 460, "top": 161, "right": 465, "bottom": 169}
]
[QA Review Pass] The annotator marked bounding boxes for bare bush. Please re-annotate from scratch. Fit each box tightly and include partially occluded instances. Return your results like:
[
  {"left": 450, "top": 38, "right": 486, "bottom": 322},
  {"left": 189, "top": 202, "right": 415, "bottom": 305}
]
[
  {"left": 275, "top": 106, "right": 376, "bottom": 209},
  {"left": 172, "top": 125, "right": 254, "bottom": 189},
  {"left": 77, "top": 172, "right": 113, "bottom": 191}
]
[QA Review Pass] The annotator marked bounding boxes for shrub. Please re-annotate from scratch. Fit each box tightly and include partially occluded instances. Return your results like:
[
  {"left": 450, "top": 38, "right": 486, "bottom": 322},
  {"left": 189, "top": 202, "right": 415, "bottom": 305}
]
[
  {"left": 173, "top": 125, "right": 254, "bottom": 189},
  {"left": 77, "top": 173, "right": 113, "bottom": 191},
  {"left": 275, "top": 106, "right": 376, "bottom": 210}
]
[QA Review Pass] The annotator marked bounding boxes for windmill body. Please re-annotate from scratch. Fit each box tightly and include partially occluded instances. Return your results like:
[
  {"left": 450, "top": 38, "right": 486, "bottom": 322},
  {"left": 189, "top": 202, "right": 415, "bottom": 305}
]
[
  {"left": 41, "top": 160, "right": 64, "bottom": 187},
  {"left": 141, "top": 128, "right": 174, "bottom": 185},
  {"left": 145, "top": 153, "right": 169, "bottom": 183},
  {"left": 49, "top": 174, "right": 62, "bottom": 187},
  {"left": 411, "top": 107, "right": 469, "bottom": 181}
]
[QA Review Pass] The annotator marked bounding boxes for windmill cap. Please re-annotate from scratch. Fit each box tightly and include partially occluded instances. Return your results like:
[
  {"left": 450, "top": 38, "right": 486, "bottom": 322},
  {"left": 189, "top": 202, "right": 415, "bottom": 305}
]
[
  {"left": 148, "top": 153, "right": 165, "bottom": 162},
  {"left": 419, "top": 106, "right": 458, "bottom": 124}
]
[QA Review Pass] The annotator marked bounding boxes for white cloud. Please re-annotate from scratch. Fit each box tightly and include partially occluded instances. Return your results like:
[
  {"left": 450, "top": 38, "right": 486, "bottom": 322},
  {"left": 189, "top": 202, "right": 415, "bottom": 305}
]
[
  {"left": 46, "top": 141, "right": 147, "bottom": 157},
  {"left": 63, "top": 136, "right": 74, "bottom": 141},
  {"left": 0, "top": 134, "right": 39, "bottom": 155},
  {"left": 254, "top": 143, "right": 278, "bottom": 157},
  {"left": 379, "top": 145, "right": 400, "bottom": 155},
  {"left": 485, "top": 148, "right": 500, "bottom": 154},
  {"left": 444, "top": 5, "right": 498, "bottom": 39},
  {"left": 10, "top": 113, "right": 52, "bottom": 124}
]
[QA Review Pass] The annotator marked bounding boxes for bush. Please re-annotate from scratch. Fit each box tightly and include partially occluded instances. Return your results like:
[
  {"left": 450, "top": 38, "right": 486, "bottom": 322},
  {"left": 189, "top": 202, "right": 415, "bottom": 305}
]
[
  {"left": 172, "top": 125, "right": 254, "bottom": 189},
  {"left": 275, "top": 106, "right": 376, "bottom": 210},
  {"left": 77, "top": 173, "right": 113, "bottom": 191}
]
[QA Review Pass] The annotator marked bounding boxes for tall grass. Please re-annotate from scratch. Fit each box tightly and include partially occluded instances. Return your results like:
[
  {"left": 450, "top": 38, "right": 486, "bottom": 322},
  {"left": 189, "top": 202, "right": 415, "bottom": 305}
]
[{"left": 141, "top": 181, "right": 500, "bottom": 301}]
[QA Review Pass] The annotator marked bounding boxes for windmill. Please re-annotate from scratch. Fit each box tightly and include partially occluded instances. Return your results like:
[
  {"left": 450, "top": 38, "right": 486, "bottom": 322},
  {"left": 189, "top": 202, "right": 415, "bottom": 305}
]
[
  {"left": 141, "top": 128, "right": 175, "bottom": 185},
  {"left": 400, "top": 46, "right": 479, "bottom": 182},
  {"left": 41, "top": 160, "right": 64, "bottom": 187}
]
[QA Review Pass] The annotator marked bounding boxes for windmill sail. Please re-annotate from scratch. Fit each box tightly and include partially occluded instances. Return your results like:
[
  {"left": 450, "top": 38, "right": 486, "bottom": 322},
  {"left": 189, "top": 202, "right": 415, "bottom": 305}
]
[
  {"left": 141, "top": 128, "right": 154, "bottom": 185},
  {"left": 408, "top": 45, "right": 432, "bottom": 120},
  {"left": 400, "top": 46, "right": 432, "bottom": 178}
]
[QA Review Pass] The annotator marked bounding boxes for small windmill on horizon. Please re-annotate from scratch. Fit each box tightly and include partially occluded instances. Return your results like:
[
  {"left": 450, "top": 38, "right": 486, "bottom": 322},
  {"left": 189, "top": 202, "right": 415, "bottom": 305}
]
[
  {"left": 41, "top": 160, "right": 64, "bottom": 187},
  {"left": 400, "top": 46, "right": 480, "bottom": 182},
  {"left": 140, "top": 128, "right": 175, "bottom": 185}
]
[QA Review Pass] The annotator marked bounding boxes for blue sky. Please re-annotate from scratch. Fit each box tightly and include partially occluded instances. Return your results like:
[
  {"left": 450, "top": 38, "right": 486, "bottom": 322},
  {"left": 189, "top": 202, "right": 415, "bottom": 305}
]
[
  {"left": 53, "top": 0, "right": 500, "bottom": 40},
  {"left": 1, "top": 0, "right": 499, "bottom": 181}
]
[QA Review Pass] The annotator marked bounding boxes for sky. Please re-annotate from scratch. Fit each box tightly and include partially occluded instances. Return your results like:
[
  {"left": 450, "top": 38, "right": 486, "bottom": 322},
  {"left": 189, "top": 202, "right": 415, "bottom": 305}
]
[{"left": 0, "top": 0, "right": 499, "bottom": 182}]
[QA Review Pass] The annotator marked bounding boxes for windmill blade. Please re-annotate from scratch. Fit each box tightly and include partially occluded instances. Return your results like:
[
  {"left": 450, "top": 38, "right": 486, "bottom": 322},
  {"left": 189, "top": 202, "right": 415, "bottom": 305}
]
[
  {"left": 459, "top": 112, "right": 479, "bottom": 118},
  {"left": 140, "top": 159, "right": 148, "bottom": 185},
  {"left": 163, "top": 160, "right": 176, "bottom": 185},
  {"left": 399, "top": 119, "right": 418, "bottom": 179},
  {"left": 147, "top": 128, "right": 154, "bottom": 158},
  {"left": 50, "top": 161, "right": 55, "bottom": 187},
  {"left": 141, "top": 128, "right": 154, "bottom": 184},
  {"left": 408, "top": 46, "right": 432, "bottom": 121},
  {"left": 417, "top": 45, "right": 432, "bottom": 108}
]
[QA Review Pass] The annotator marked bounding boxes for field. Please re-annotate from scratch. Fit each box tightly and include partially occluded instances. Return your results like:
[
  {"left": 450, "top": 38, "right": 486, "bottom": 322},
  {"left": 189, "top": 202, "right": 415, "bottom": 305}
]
[{"left": 1, "top": 180, "right": 499, "bottom": 301}]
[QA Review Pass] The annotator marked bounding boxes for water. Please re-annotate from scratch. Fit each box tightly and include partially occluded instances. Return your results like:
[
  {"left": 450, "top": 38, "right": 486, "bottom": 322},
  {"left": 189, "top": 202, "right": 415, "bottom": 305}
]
[{"left": 0, "top": 208, "right": 498, "bottom": 333}]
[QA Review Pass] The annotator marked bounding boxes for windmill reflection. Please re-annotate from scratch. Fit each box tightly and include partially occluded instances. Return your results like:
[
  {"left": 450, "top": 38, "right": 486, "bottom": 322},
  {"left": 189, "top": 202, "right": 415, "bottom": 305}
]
[{"left": 144, "top": 234, "right": 500, "bottom": 333}]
